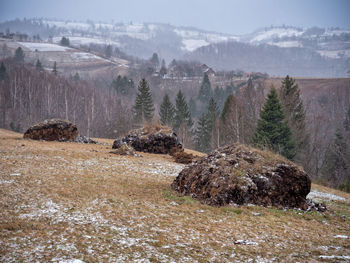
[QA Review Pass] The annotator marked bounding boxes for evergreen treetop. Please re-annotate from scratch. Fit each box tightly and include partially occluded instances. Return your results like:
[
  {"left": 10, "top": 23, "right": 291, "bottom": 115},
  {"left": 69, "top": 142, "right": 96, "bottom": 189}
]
[
  {"left": 198, "top": 73, "right": 212, "bottom": 104},
  {"left": 35, "top": 59, "right": 43, "bottom": 71},
  {"left": 159, "top": 93, "right": 175, "bottom": 126},
  {"left": 174, "top": 90, "right": 193, "bottom": 130},
  {"left": 14, "top": 47, "right": 25, "bottom": 62},
  {"left": 195, "top": 112, "right": 211, "bottom": 153},
  {"left": 0, "top": 62, "right": 8, "bottom": 80},
  {"left": 133, "top": 78, "right": 155, "bottom": 124},
  {"left": 253, "top": 87, "right": 296, "bottom": 160},
  {"left": 60, "top": 36, "right": 70, "bottom": 46}
]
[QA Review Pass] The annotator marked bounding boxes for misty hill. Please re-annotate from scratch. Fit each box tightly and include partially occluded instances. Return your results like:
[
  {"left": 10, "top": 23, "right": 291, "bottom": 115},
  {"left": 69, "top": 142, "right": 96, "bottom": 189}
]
[
  {"left": 1, "top": 19, "right": 349, "bottom": 77},
  {"left": 186, "top": 41, "right": 348, "bottom": 77}
]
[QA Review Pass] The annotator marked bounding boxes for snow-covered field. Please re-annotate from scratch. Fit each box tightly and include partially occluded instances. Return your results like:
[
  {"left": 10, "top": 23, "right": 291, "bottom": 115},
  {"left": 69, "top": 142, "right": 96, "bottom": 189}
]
[{"left": 20, "top": 42, "right": 72, "bottom": 52}]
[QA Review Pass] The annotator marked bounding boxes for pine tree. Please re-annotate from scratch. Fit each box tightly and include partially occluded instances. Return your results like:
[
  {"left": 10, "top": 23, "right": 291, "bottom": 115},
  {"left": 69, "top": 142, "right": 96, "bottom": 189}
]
[
  {"left": 105, "top": 45, "right": 113, "bottom": 58},
  {"left": 73, "top": 72, "right": 80, "bottom": 81},
  {"left": 279, "top": 75, "right": 309, "bottom": 162},
  {"left": 174, "top": 90, "right": 193, "bottom": 130},
  {"left": 198, "top": 73, "right": 212, "bottom": 104},
  {"left": 195, "top": 113, "right": 211, "bottom": 153},
  {"left": 159, "top": 93, "right": 175, "bottom": 126},
  {"left": 159, "top": 59, "right": 167, "bottom": 77},
  {"left": 14, "top": 47, "right": 25, "bottom": 62},
  {"left": 150, "top": 53, "right": 159, "bottom": 68},
  {"left": 60, "top": 36, "right": 70, "bottom": 46},
  {"left": 174, "top": 90, "right": 193, "bottom": 147},
  {"left": 133, "top": 78, "right": 155, "bottom": 124},
  {"left": 35, "top": 59, "right": 43, "bottom": 71},
  {"left": 253, "top": 87, "right": 296, "bottom": 160},
  {"left": 52, "top": 61, "right": 57, "bottom": 75},
  {"left": 207, "top": 98, "right": 219, "bottom": 130},
  {"left": 0, "top": 62, "right": 8, "bottom": 80}
]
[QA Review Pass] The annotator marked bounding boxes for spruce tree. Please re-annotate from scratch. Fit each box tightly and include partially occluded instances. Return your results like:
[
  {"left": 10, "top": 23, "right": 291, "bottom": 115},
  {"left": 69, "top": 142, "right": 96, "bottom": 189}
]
[
  {"left": 60, "top": 36, "right": 70, "bottom": 46},
  {"left": 174, "top": 90, "right": 193, "bottom": 130},
  {"left": 207, "top": 98, "right": 219, "bottom": 130},
  {"left": 0, "top": 62, "right": 8, "bottom": 80},
  {"left": 52, "top": 61, "right": 57, "bottom": 75},
  {"left": 279, "top": 75, "right": 309, "bottom": 162},
  {"left": 159, "top": 93, "right": 175, "bottom": 126},
  {"left": 133, "top": 78, "right": 155, "bottom": 124},
  {"left": 159, "top": 59, "right": 167, "bottom": 77},
  {"left": 253, "top": 87, "right": 296, "bottom": 160},
  {"left": 35, "top": 59, "right": 43, "bottom": 71},
  {"left": 198, "top": 73, "right": 212, "bottom": 104},
  {"left": 14, "top": 47, "right": 25, "bottom": 62},
  {"left": 195, "top": 113, "right": 211, "bottom": 153},
  {"left": 150, "top": 53, "right": 159, "bottom": 68}
]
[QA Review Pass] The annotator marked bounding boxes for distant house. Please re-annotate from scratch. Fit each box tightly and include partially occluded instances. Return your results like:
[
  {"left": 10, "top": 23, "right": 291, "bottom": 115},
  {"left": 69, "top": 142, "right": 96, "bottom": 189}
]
[{"left": 200, "top": 64, "right": 215, "bottom": 77}]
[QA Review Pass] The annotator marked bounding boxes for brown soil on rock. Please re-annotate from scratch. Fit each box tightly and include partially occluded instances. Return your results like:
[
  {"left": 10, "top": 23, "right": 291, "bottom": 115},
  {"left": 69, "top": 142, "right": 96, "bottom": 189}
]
[
  {"left": 112, "top": 125, "right": 182, "bottom": 154},
  {"left": 171, "top": 143, "right": 311, "bottom": 209},
  {"left": 23, "top": 119, "right": 78, "bottom": 141}
]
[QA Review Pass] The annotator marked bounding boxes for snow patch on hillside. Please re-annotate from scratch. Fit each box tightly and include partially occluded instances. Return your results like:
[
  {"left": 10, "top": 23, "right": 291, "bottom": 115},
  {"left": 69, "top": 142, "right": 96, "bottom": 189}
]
[
  {"left": 268, "top": 41, "right": 302, "bottom": 48},
  {"left": 182, "top": 39, "right": 210, "bottom": 52},
  {"left": 250, "top": 28, "right": 303, "bottom": 43},
  {"left": 20, "top": 42, "right": 72, "bottom": 52}
]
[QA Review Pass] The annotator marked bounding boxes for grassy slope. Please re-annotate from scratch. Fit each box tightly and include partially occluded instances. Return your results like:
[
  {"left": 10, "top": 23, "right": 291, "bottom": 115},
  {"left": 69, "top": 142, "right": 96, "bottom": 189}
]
[{"left": 0, "top": 129, "right": 349, "bottom": 262}]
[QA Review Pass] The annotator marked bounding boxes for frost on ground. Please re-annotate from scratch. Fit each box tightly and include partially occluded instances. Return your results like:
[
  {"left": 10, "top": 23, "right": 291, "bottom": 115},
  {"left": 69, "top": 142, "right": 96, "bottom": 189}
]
[
  {"left": 0, "top": 129, "right": 350, "bottom": 262},
  {"left": 307, "top": 189, "right": 348, "bottom": 202},
  {"left": 20, "top": 42, "right": 72, "bottom": 52}
]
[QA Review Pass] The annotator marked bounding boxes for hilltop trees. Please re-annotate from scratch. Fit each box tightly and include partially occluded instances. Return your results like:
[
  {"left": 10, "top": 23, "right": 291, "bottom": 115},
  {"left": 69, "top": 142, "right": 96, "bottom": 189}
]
[
  {"left": 14, "top": 47, "right": 25, "bottom": 62},
  {"left": 253, "top": 87, "right": 296, "bottom": 160},
  {"left": 133, "top": 78, "right": 154, "bottom": 124},
  {"left": 60, "top": 37, "right": 70, "bottom": 46},
  {"left": 159, "top": 93, "right": 175, "bottom": 126},
  {"left": 112, "top": 75, "right": 135, "bottom": 96}
]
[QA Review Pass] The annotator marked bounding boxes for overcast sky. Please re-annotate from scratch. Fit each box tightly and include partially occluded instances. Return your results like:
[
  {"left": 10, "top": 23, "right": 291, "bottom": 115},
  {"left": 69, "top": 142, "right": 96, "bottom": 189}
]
[{"left": 0, "top": 0, "right": 349, "bottom": 34}]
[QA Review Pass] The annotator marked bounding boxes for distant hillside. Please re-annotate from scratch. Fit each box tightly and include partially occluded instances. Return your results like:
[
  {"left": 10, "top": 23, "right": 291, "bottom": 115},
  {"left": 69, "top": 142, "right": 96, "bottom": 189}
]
[
  {"left": 0, "top": 39, "right": 129, "bottom": 79},
  {"left": 186, "top": 41, "right": 349, "bottom": 77},
  {"left": 0, "top": 19, "right": 349, "bottom": 77}
]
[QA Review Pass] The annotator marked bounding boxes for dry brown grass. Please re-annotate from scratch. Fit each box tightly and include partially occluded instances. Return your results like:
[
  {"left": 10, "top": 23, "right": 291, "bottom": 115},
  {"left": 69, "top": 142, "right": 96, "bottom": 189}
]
[{"left": 0, "top": 128, "right": 349, "bottom": 262}]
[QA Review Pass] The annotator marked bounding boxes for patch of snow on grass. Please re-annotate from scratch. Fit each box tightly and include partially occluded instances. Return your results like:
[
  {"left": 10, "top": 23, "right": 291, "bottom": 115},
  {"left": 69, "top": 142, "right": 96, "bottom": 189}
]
[
  {"left": 319, "top": 255, "right": 350, "bottom": 260},
  {"left": 334, "top": 235, "right": 348, "bottom": 239},
  {"left": 307, "top": 190, "right": 348, "bottom": 202},
  {"left": 20, "top": 42, "right": 72, "bottom": 52},
  {"left": 70, "top": 52, "right": 104, "bottom": 61}
]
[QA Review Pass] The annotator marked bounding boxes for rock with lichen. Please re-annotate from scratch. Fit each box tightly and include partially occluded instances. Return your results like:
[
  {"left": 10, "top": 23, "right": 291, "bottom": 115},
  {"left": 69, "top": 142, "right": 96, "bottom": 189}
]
[{"left": 171, "top": 143, "right": 311, "bottom": 209}]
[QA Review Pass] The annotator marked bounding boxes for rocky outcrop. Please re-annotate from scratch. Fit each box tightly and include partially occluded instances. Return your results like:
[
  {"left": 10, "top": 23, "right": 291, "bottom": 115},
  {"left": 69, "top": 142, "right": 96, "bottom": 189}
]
[
  {"left": 24, "top": 119, "right": 78, "bottom": 141},
  {"left": 171, "top": 144, "right": 311, "bottom": 209},
  {"left": 112, "top": 126, "right": 182, "bottom": 154},
  {"left": 75, "top": 134, "right": 97, "bottom": 144}
]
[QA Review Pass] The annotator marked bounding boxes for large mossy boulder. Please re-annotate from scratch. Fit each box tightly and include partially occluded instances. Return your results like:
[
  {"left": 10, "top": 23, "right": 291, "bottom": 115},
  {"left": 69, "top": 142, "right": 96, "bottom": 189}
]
[
  {"left": 24, "top": 119, "right": 78, "bottom": 141},
  {"left": 171, "top": 143, "right": 311, "bottom": 209},
  {"left": 112, "top": 125, "right": 182, "bottom": 154}
]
